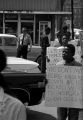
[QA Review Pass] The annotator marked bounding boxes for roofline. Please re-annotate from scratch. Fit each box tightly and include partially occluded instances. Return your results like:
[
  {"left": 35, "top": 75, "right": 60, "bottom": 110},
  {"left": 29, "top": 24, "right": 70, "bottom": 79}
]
[
  {"left": 32, "top": 11, "right": 72, "bottom": 15},
  {"left": 0, "top": 10, "right": 72, "bottom": 15},
  {"left": 0, "top": 34, "right": 16, "bottom": 37}
]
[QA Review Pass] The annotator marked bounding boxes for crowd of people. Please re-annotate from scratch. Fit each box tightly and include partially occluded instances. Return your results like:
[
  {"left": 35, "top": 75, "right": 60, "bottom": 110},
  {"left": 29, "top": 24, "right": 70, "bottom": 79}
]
[
  {"left": 40, "top": 25, "right": 82, "bottom": 120},
  {"left": 0, "top": 25, "right": 82, "bottom": 120}
]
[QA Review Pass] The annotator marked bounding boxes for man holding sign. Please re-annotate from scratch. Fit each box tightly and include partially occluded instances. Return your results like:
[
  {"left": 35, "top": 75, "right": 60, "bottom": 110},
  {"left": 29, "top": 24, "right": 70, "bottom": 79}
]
[{"left": 57, "top": 44, "right": 81, "bottom": 120}]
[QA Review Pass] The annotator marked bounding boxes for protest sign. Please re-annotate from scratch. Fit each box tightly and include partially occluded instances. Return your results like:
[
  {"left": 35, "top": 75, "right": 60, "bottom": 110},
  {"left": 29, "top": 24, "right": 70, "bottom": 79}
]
[
  {"left": 80, "top": 31, "right": 83, "bottom": 65},
  {"left": 46, "top": 47, "right": 63, "bottom": 67},
  {"left": 45, "top": 66, "right": 83, "bottom": 108},
  {"left": 46, "top": 46, "right": 81, "bottom": 67}
]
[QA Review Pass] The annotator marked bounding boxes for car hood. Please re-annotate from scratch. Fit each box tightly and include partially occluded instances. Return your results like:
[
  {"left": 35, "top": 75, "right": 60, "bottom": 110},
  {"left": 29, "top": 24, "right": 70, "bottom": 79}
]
[{"left": 6, "top": 57, "right": 40, "bottom": 73}]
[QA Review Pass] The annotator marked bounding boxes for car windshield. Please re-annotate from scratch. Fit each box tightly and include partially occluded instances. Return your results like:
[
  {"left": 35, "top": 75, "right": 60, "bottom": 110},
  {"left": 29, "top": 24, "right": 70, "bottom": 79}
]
[{"left": 0, "top": 36, "right": 17, "bottom": 46}]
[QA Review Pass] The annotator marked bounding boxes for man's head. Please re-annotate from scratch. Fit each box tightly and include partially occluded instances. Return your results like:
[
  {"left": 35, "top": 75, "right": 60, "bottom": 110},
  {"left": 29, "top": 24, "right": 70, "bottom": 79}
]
[
  {"left": 0, "top": 49, "right": 7, "bottom": 72},
  {"left": 63, "top": 26, "right": 68, "bottom": 32},
  {"left": 62, "top": 44, "right": 75, "bottom": 62},
  {"left": 22, "top": 27, "right": 27, "bottom": 34},
  {"left": 45, "top": 27, "right": 51, "bottom": 35},
  {"left": 62, "top": 35, "right": 68, "bottom": 46}
]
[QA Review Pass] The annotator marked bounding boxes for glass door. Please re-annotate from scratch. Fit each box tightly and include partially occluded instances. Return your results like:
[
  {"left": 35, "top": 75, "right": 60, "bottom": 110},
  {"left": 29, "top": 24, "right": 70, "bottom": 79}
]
[{"left": 39, "top": 21, "right": 51, "bottom": 45}]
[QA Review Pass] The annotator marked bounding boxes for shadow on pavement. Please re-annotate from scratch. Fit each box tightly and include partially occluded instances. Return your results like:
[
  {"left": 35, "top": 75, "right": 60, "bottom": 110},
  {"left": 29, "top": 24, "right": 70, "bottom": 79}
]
[{"left": 27, "top": 108, "right": 57, "bottom": 120}]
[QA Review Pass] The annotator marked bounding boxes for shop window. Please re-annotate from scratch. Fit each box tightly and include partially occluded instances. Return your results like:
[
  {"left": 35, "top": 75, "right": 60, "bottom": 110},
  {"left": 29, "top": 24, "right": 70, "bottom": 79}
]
[
  {"left": 5, "top": 22, "right": 17, "bottom": 36},
  {"left": 5, "top": 14, "right": 18, "bottom": 20},
  {"left": 21, "top": 14, "right": 34, "bottom": 20}
]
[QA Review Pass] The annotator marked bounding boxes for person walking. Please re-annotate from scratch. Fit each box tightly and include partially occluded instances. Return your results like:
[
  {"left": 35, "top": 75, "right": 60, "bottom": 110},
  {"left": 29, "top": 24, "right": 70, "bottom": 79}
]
[
  {"left": 0, "top": 49, "right": 27, "bottom": 120},
  {"left": 17, "top": 27, "right": 32, "bottom": 59},
  {"left": 56, "top": 44, "right": 82, "bottom": 120}
]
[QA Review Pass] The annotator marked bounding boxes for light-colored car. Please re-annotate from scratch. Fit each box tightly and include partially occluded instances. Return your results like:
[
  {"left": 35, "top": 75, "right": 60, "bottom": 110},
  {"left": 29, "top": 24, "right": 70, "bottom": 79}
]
[
  {"left": 0, "top": 34, "right": 41, "bottom": 61},
  {"left": 5, "top": 56, "right": 41, "bottom": 73},
  {"left": 0, "top": 34, "right": 17, "bottom": 56},
  {"left": 0, "top": 34, "right": 45, "bottom": 105}
]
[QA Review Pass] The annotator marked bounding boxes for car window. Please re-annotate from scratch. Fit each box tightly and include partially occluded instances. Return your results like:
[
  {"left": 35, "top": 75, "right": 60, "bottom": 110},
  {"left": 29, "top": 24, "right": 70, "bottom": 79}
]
[{"left": 4, "top": 37, "right": 17, "bottom": 46}]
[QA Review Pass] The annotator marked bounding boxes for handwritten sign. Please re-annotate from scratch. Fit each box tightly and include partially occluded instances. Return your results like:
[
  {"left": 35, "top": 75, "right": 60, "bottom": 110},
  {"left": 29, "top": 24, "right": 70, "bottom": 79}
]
[
  {"left": 45, "top": 66, "right": 83, "bottom": 108},
  {"left": 46, "top": 47, "right": 63, "bottom": 67},
  {"left": 47, "top": 46, "right": 81, "bottom": 67}
]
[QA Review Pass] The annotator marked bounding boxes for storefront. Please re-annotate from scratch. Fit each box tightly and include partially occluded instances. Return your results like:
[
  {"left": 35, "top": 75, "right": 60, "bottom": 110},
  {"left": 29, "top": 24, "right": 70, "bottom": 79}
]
[{"left": 0, "top": 0, "right": 71, "bottom": 45}]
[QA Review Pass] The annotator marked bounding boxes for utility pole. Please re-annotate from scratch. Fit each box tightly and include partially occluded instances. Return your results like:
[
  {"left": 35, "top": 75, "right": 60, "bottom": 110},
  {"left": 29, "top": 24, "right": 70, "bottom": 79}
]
[
  {"left": 71, "top": 0, "right": 74, "bottom": 39},
  {"left": 59, "top": 0, "right": 65, "bottom": 30}
]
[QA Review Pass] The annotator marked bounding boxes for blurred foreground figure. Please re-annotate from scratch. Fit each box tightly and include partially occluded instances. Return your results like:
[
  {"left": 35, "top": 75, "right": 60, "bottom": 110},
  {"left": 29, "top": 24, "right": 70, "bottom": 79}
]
[{"left": 0, "top": 49, "right": 26, "bottom": 120}]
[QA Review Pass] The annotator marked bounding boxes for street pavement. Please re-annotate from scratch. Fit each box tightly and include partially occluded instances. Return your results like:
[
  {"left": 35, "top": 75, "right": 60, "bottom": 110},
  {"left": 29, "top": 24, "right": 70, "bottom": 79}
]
[
  {"left": 27, "top": 45, "right": 41, "bottom": 61},
  {"left": 28, "top": 100, "right": 57, "bottom": 117},
  {"left": 6, "top": 45, "right": 41, "bottom": 61}
]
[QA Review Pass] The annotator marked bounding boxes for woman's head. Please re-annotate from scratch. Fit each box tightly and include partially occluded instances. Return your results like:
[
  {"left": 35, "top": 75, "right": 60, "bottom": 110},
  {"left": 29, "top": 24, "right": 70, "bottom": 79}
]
[{"left": 0, "top": 49, "right": 7, "bottom": 72}]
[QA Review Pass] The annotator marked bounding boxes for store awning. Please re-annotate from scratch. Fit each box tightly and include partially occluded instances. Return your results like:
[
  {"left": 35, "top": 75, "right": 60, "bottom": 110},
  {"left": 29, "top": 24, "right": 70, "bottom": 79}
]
[{"left": 0, "top": 0, "right": 61, "bottom": 12}]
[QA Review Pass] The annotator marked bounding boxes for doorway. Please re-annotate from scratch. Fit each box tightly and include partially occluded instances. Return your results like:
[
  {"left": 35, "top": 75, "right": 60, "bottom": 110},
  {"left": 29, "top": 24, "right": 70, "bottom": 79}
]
[{"left": 39, "top": 21, "right": 51, "bottom": 45}]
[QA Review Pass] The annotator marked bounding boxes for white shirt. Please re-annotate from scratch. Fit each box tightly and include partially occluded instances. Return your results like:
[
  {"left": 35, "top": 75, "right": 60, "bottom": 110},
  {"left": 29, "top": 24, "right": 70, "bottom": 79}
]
[
  {"left": 0, "top": 88, "right": 26, "bottom": 120},
  {"left": 18, "top": 33, "right": 32, "bottom": 46}
]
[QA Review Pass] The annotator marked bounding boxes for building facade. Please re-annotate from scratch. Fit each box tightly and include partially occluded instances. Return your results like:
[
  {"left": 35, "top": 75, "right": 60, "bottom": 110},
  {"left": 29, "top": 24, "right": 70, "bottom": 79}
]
[
  {"left": 0, "top": 0, "right": 71, "bottom": 45},
  {"left": 64, "top": 0, "right": 83, "bottom": 30}
]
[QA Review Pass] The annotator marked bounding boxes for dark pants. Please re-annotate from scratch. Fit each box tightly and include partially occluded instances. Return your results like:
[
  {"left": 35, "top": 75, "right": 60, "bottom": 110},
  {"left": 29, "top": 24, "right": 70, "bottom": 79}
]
[
  {"left": 57, "top": 107, "right": 79, "bottom": 120},
  {"left": 41, "top": 48, "right": 46, "bottom": 73},
  {"left": 17, "top": 45, "right": 28, "bottom": 59}
]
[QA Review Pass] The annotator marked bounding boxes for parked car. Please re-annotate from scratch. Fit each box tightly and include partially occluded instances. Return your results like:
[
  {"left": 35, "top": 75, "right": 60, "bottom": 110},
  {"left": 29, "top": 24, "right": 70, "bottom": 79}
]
[
  {"left": 0, "top": 34, "right": 17, "bottom": 56},
  {"left": 2, "top": 56, "right": 45, "bottom": 105},
  {"left": 0, "top": 34, "right": 45, "bottom": 105},
  {"left": 0, "top": 34, "right": 41, "bottom": 61}
]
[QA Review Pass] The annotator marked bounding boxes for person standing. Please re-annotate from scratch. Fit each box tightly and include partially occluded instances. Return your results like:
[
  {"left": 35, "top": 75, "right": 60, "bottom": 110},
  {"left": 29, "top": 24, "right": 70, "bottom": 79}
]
[
  {"left": 57, "top": 26, "right": 71, "bottom": 46},
  {"left": 0, "top": 49, "right": 27, "bottom": 120},
  {"left": 56, "top": 44, "right": 82, "bottom": 120},
  {"left": 17, "top": 27, "right": 32, "bottom": 59},
  {"left": 41, "top": 27, "right": 51, "bottom": 73}
]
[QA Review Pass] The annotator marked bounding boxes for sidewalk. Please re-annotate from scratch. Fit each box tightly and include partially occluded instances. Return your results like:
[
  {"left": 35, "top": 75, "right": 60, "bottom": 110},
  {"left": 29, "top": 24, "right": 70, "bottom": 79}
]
[
  {"left": 28, "top": 100, "right": 57, "bottom": 118},
  {"left": 28, "top": 100, "right": 83, "bottom": 120}
]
